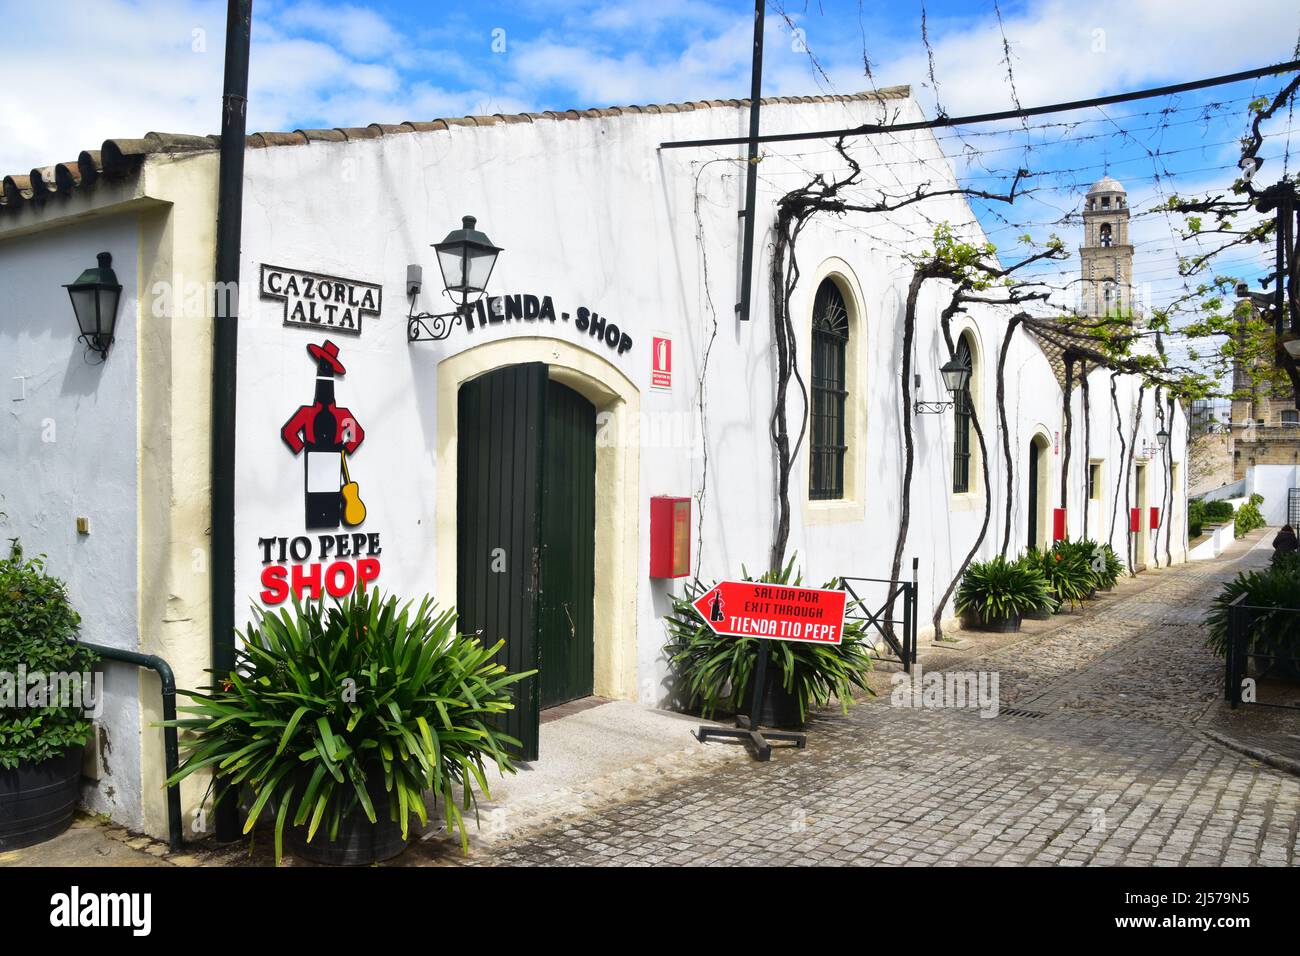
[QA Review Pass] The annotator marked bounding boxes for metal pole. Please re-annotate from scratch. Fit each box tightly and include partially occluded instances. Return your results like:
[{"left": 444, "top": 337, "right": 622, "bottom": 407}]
[
  {"left": 735, "top": 0, "right": 764, "bottom": 322},
  {"left": 1275, "top": 196, "right": 1287, "bottom": 339},
  {"left": 212, "top": 0, "right": 253, "bottom": 844},
  {"left": 747, "top": 638, "right": 770, "bottom": 728}
]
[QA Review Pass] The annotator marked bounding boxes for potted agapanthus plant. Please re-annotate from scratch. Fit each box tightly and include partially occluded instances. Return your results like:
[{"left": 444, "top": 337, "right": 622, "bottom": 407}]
[
  {"left": 166, "top": 589, "right": 532, "bottom": 865},
  {"left": 663, "top": 557, "right": 874, "bottom": 730},
  {"left": 955, "top": 555, "right": 1052, "bottom": 632}
]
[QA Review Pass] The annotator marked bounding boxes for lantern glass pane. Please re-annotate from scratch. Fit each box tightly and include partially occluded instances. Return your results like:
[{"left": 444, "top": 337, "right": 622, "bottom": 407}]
[
  {"left": 97, "top": 287, "right": 121, "bottom": 338},
  {"left": 465, "top": 246, "right": 498, "bottom": 292},
  {"left": 69, "top": 288, "right": 99, "bottom": 338},
  {"left": 436, "top": 245, "right": 467, "bottom": 293}
]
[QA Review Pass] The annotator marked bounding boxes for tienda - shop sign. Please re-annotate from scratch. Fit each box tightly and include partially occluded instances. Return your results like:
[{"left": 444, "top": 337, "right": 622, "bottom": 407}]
[{"left": 692, "top": 581, "right": 847, "bottom": 645}]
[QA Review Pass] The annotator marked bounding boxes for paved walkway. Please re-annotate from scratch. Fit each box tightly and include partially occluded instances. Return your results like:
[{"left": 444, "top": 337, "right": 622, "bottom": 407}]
[
  {"left": 5, "top": 533, "right": 1295, "bottom": 867},
  {"left": 475, "top": 534, "right": 1300, "bottom": 867}
]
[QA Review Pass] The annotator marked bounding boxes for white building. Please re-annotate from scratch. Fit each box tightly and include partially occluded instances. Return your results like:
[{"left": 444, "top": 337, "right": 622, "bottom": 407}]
[{"left": 0, "top": 85, "right": 1187, "bottom": 839}]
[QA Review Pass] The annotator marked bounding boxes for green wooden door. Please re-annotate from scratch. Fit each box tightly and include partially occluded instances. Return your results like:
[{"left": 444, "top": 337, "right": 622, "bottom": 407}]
[
  {"left": 538, "top": 380, "right": 597, "bottom": 709},
  {"left": 456, "top": 363, "right": 546, "bottom": 760},
  {"left": 455, "top": 368, "right": 597, "bottom": 759}
]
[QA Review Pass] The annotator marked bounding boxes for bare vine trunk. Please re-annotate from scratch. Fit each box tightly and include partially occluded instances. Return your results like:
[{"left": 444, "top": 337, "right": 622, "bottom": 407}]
[
  {"left": 996, "top": 314, "right": 1025, "bottom": 557},
  {"left": 887, "top": 272, "right": 926, "bottom": 593},
  {"left": 1108, "top": 373, "right": 1126, "bottom": 556},
  {"left": 932, "top": 317, "right": 992, "bottom": 640}
]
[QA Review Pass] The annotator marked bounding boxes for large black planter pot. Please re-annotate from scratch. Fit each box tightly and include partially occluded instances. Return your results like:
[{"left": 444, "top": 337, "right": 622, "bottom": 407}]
[
  {"left": 960, "top": 610, "right": 1022, "bottom": 633},
  {"left": 0, "top": 746, "right": 84, "bottom": 851},
  {"left": 286, "top": 775, "right": 411, "bottom": 866},
  {"left": 739, "top": 665, "right": 806, "bottom": 730},
  {"left": 1024, "top": 604, "right": 1055, "bottom": 621}
]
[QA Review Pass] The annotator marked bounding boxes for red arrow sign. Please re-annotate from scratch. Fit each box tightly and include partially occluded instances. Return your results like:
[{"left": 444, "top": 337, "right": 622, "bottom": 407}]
[{"left": 692, "top": 581, "right": 847, "bottom": 645}]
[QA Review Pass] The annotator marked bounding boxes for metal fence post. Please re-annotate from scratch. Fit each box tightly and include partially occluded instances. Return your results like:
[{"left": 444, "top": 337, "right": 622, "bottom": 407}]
[{"left": 901, "top": 581, "right": 912, "bottom": 674}]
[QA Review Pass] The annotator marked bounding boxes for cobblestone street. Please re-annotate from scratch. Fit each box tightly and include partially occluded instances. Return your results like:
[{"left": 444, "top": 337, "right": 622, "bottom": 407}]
[{"left": 475, "top": 537, "right": 1300, "bottom": 867}]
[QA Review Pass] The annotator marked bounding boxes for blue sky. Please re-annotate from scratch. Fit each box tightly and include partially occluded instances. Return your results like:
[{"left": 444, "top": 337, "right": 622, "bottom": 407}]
[{"left": 2, "top": 0, "right": 1299, "bottom": 332}]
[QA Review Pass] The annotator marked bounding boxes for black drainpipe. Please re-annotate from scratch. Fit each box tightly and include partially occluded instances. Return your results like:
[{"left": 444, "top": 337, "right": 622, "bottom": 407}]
[
  {"left": 212, "top": 0, "right": 253, "bottom": 843},
  {"left": 80, "top": 643, "right": 183, "bottom": 851}
]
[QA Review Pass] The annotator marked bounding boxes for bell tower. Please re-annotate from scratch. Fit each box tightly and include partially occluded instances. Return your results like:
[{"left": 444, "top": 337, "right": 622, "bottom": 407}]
[{"left": 1079, "top": 175, "right": 1134, "bottom": 318}]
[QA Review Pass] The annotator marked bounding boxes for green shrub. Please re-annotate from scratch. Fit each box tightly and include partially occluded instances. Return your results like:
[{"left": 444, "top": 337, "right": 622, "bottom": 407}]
[
  {"left": 1205, "top": 556, "right": 1300, "bottom": 659},
  {"left": 955, "top": 555, "right": 1052, "bottom": 623},
  {"left": 1037, "top": 541, "right": 1096, "bottom": 608},
  {"left": 166, "top": 589, "right": 532, "bottom": 863},
  {"left": 663, "top": 556, "right": 874, "bottom": 723},
  {"left": 1203, "top": 499, "right": 1235, "bottom": 522},
  {"left": 1016, "top": 555, "right": 1060, "bottom": 612},
  {"left": 1234, "top": 493, "right": 1265, "bottom": 538},
  {"left": 1189, "top": 517, "right": 1203, "bottom": 539},
  {"left": 0, "top": 540, "right": 98, "bottom": 769}
]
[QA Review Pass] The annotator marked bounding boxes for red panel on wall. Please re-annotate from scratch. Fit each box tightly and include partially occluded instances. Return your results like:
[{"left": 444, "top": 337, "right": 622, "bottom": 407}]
[
  {"left": 1052, "top": 508, "right": 1067, "bottom": 542},
  {"left": 1129, "top": 508, "right": 1141, "bottom": 532},
  {"left": 1149, "top": 507, "right": 1160, "bottom": 530},
  {"left": 650, "top": 496, "right": 691, "bottom": 578}
]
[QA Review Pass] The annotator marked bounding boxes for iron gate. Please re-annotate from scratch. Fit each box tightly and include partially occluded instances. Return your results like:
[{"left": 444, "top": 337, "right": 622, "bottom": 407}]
[
  {"left": 1224, "top": 593, "right": 1300, "bottom": 711},
  {"left": 838, "top": 558, "right": 919, "bottom": 672},
  {"left": 1288, "top": 487, "right": 1300, "bottom": 527}
]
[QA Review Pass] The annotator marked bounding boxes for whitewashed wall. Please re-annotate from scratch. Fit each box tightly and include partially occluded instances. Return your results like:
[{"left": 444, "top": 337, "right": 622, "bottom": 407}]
[
  {"left": 233, "top": 92, "right": 1187, "bottom": 708},
  {"left": 0, "top": 213, "right": 144, "bottom": 826}
]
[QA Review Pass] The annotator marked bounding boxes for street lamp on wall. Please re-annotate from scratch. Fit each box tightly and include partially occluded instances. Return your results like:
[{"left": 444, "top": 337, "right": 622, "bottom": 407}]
[
  {"left": 65, "top": 252, "right": 122, "bottom": 361},
  {"left": 1156, "top": 427, "right": 1169, "bottom": 450},
  {"left": 408, "top": 215, "right": 503, "bottom": 343},
  {"left": 915, "top": 357, "right": 972, "bottom": 414}
]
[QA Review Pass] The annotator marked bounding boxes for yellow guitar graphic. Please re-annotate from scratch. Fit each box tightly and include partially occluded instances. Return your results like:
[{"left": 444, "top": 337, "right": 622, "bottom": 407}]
[{"left": 340, "top": 451, "right": 366, "bottom": 527}]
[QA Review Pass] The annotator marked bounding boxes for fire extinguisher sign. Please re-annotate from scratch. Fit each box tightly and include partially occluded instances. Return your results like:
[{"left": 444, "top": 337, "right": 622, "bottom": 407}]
[
  {"left": 692, "top": 581, "right": 847, "bottom": 645},
  {"left": 651, "top": 335, "right": 672, "bottom": 390}
]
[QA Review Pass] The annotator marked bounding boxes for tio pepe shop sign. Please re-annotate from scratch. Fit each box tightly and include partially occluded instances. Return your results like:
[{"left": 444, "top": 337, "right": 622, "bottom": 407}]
[{"left": 692, "top": 581, "right": 847, "bottom": 645}]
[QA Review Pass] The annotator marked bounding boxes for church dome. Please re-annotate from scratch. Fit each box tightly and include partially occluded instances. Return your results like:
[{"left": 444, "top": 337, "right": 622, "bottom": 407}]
[{"left": 1088, "top": 175, "right": 1126, "bottom": 195}]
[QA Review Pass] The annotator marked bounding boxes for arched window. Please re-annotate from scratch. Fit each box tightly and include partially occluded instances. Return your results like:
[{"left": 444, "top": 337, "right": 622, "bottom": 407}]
[
  {"left": 1099, "top": 223, "right": 1113, "bottom": 247},
  {"left": 952, "top": 335, "right": 974, "bottom": 493},
  {"left": 810, "top": 280, "right": 849, "bottom": 499}
]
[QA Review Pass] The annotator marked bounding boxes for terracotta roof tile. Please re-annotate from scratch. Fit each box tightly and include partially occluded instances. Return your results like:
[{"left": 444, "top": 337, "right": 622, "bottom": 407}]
[{"left": 0, "top": 85, "right": 909, "bottom": 218}]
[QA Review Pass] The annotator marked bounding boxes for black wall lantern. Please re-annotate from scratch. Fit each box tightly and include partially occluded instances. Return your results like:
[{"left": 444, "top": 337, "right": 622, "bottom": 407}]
[
  {"left": 1156, "top": 427, "right": 1169, "bottom": 450},
  {"left": 915, "top": 357, "right": 972, "bottom": 414},
  {"left": 65, "top": 252, "right": 123, "bottom": 361},
  {"left": 408, "top": 215, "right": 503, "bottom": 342}
]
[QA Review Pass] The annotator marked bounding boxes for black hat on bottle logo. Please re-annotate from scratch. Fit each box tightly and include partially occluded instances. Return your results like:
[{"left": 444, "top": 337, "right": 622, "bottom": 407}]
[{"left": 307, "top": 340, "right": 346, "bottom": 376}]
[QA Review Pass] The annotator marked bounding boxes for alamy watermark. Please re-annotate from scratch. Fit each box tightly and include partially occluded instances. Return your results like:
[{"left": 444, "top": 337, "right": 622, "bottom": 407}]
[
  {"left": 0, "top": 667, "right": 103, "bottom": 718},
  {"left": 889, "top": 662, "right": 1000, "bottom": 718}
]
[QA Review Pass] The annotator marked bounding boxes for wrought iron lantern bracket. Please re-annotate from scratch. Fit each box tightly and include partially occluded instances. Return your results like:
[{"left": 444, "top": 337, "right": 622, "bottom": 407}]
[
  {"left": 914, "top": 399, "right": 955, "bottom": 415},
  {"left": 406, "top": 299, "right": 467, "bottom": 343}
]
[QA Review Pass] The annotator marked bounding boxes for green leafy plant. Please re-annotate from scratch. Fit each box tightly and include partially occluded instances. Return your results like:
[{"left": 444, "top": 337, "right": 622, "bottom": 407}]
[
  {"left": 165, "top": 589, "right": 532, "bottom": 863},
  {"left": 0, "top": 540, "right": 97, "bottom": 770},
  {"left": 1201, "top": 499, "right": 1235, "bottom": 523},
  {"left": 662, "top": 556, "right": 874, "bottom": 724},
  {"left": 1234, "top": 493, "right": 1265, "bottom": 538},
  {"left": 1205, "top": 556, "right": 1300, "bottom": 660},
  {"left": 1037, "top": 541, "right": 1095, "bottom": 609},
  {"left": 955, "top": 555, "right": 1052, "bottom": 623},
  {"left": 1065, "top": 538, "right": 1122, "bottom": 590},
  {"left": 1097, "top": 543, "right": 1125, "bottom": 589},
  {"left": 1015, "top": 554, "right": 1060, "bottom": 613}
]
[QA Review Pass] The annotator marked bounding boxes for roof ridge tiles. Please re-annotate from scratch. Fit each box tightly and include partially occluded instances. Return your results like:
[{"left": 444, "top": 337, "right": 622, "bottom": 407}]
[{"left": 1, "top": 84, "right": 910, "bottom": 217}]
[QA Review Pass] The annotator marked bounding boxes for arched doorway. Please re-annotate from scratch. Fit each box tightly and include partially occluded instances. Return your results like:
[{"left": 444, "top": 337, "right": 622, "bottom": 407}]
[
  {"left": 1027, "top": 434, "right": 1050, "bottom": 551},
  {"left": 434, "top": 338, "right": 641, "bottom": 763},
  {"left": 455, "top": 365, "right": 597, "bottom": 760}
]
